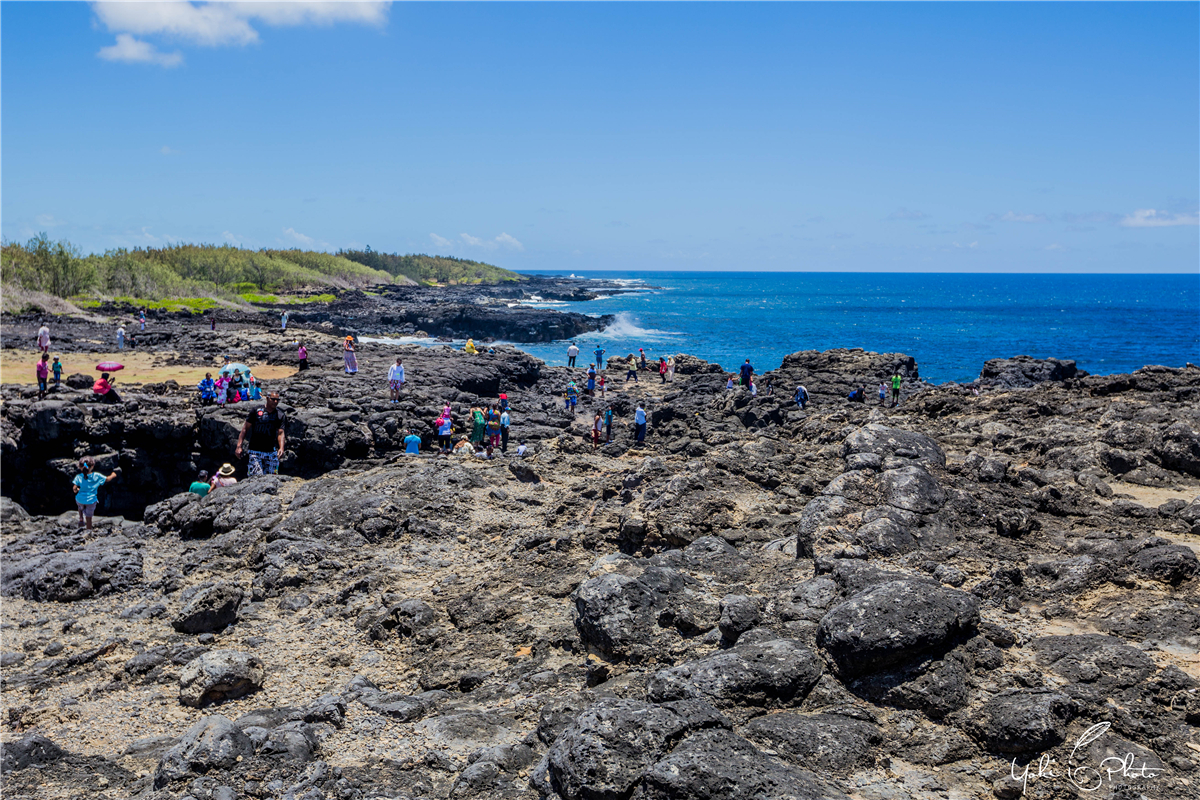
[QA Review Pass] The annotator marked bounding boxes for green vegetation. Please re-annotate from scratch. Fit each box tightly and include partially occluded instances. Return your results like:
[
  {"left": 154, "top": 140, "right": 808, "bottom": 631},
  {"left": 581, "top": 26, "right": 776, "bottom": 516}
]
[
  {"left": 1, "top": 235, "right": 524, "bottom": 314},
  {"left": 338, "top": 247, "right": 523, "bottom": 285},
  {"left": 1, "top": 235, "right": 394, "bottom": 306}
]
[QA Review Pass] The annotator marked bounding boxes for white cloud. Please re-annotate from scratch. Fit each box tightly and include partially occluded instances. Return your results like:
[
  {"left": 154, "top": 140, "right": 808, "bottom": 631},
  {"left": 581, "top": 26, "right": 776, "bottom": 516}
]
[
  {"left": 92, "top": 2, "right": 389, "bottom": 65},
  {"left": 35, "top": 214, "right": 67, "bottom": 228},
  {"left": 282, "top": 227, "right": 315, "bottom": 245},
  {"left": 98, "top": 33, "right": 184, "bottom": 67},
  {"left": 1119, "top": 209, "right": 1200, "bottom": 228},
  {"left": 1045, "top": 243, "right": 1065, "bottom": 251},
  {"left": 494, "top": 233, "right": 524, "bottom": 251},
  {"left": 888, "top": 208, "right": 929, "bottom": 221},
  {"left": 988, "top": 211, "right": 1049, "bottom": 224},
  {"left": 222, "top": 231, "right": 241, "bottom": 245},
  {"left": 429, "top": 233, "right": 454, "bottom": 249},
  {"left": 459, "top": 233, "right": 486, "bottom": 247},
  {"left": 160, "top": 145, "right": 179, "bottom": 155}
]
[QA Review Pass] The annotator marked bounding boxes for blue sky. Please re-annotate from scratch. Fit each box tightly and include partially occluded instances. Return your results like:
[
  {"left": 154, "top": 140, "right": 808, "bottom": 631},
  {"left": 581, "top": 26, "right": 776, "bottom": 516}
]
[{"left": 2, "top": 2, "right": 1197, "bottom": 273}]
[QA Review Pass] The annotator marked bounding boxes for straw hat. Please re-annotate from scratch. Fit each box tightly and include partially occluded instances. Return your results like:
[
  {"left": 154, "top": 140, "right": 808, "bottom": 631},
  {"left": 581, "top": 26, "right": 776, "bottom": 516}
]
[{"left": 217, "top": 463, "right": 235, "bottom": 477}]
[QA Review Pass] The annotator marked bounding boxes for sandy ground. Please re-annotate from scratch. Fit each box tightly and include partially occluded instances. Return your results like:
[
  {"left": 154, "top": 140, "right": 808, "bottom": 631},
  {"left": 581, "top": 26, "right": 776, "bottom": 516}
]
[{"left": 0, "top": 349, "right": 297, "bottom": 387}]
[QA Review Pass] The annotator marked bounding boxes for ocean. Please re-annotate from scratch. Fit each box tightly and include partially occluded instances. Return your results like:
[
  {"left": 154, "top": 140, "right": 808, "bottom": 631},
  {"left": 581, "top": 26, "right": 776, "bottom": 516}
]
[{"left": 506, "top": 272, "right": 1199, "bottom": 384}]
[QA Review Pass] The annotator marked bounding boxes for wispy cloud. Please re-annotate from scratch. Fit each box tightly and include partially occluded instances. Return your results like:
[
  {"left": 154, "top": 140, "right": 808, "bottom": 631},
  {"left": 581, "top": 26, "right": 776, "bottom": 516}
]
[
  {"left": 430, "top": 232, "right": 524, "bottom": 252},
  {"left": 98, "top": 33, "right": 183, "bottom": 67},
  {"left": 222, "top": 231, "right": 241, "bottom": 245},
  {"left": 987, "top": 211, "right": 1049, "bottom": 224},
  {"left": 92, "top": 2, "right": 390, "bottom": 66},
  {"left": 493, "top": 233, "right": 524, "bottom": 251},
  {"left": 35, "top": 214, "right": 67, "bottom": 229},
  {"left": 160, "top": 145, "right": 179, "bottom": 155},
  {"left": 887, "top": 208, "right": 929, "bottom": 221},
  {"left": 1045, "top": 243, "right": 1066, "bottom": 251},
  {"left": 1119, "top": 209, "right": 1199, "bottom": 228},
  {"left": 282, "top": 227, "right": 315, "bottom": 245}
]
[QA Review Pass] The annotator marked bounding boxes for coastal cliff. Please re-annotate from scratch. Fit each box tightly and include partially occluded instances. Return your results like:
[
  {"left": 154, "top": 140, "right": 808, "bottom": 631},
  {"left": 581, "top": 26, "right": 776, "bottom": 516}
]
[{"left": 1, "top": 317, "right": 1198, "bottom": 800}]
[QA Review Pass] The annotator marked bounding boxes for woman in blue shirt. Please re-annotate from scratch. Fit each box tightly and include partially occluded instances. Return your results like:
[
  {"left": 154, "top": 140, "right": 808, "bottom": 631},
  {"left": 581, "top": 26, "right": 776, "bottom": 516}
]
[{"left": 73, "top": 457, "right": 120, "bottom": 530}]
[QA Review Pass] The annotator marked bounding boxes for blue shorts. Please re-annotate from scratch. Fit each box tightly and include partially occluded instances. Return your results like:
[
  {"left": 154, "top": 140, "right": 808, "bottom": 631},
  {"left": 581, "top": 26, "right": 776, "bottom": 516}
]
[{"left": 248, "top": 450, "right": 279, "bottom": 476}]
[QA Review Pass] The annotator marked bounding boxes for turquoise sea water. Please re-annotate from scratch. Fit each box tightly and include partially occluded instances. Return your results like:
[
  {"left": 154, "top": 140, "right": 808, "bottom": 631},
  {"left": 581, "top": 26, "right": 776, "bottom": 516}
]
[{"left": 507, "top": 272, "right": 1199, "bottom": 384}]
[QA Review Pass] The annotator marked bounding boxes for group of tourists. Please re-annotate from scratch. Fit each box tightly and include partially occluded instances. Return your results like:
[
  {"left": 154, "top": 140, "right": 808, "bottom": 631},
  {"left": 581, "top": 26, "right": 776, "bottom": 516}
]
[
  {"left": 847, "top": 373, "right": 903, "bottom": 406},
  {"left": 197, "top": 368, "right": 261, "bottom": 406}
]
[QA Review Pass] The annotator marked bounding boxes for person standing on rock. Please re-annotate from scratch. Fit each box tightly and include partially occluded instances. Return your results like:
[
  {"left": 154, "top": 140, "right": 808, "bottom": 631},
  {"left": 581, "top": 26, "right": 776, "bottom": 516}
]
[
  {"left": 604, "top": 405, "right": 614, "bottom": 442},
  {"left": 403, "top": 429, "right": 422, "bottom": 455},
  {"left": 73, "top": 457, "right": 120, "bottom": 530},
  {"left": 36, "top": 354, "right": 50, "bottom": 400},
  {"left": 638, "top": 349, "right": 649, "bottom": 371},
  {"left": 625, "top": 360, "right": 638, "bottom": 383},
  {"left": 634, "top": 403, "right": 647, "bottom": 444},
  {"left": 236, "top": 391, "right": 286, "bottom": 477},
  {"left": 51, "top": 356, "right": 63, "bottom": 388},
  {"left": 878, "top": 382, "right": 887, "bottom": 405},
  {"left": 436, "top": 414, "right": 453, "bottom": 453},
  {"left": 139, "top": 309, "right": 146, "bottom": 331},
  {"left": 593, "top": 345, "right": 605, "bottom": 370},
  {"left": 592, "top": 411, "right": 603, "bottom": 450},
  {"left": 36, "top": 324, "right": 51, "bottom": 354},
  {"left": 658, "top": 357, "right": 668, "bottom": 383},
  {"left": 189, "top": 471, "right": 211, "bottom": 497},
  {"left": 667, "top": 356, "right": 675, "bottom": 382},
  {"left": 486, "top": 407, "right": 503, "bottom": 449},
  {"left": 500, "top": 406, "right": 511, "bottom": 453},
  {"left": 891, "top": 371, "right": 902, "bottom": 406},
  {"left": 116, "top": 325, "right": 125, "bottom": 351},
  {"left": 586, "top": 365, "right": 596, "bottom": 396},
  {"left": 597, "top": 373, "right": 607, "bottom": 397},
  {"left": 470, "top": 406, "right": 486, "bottom": 445},
  {"left": 389, "top": 358, "right": 405, "bottom": 402},
  {"left": 567, "top": 342, "right": 579, "bottom": 368},
  {"left": 795, "top": 384, "right": 809, "bottom": 409},
  {"left": 210, "top": 313, "right": 216, "bottom": 331},
  {"left": 297, "top": 342, "right": 308, "bottom": 371},
  {"left": 281, "top": 311, "right": 289, "bottom": 331},
  {"left": 739, "top": 359, "right": 754, "bottom": 387},
  {"left": 344, "top": 336, "right": 358, "bottom": 374}
]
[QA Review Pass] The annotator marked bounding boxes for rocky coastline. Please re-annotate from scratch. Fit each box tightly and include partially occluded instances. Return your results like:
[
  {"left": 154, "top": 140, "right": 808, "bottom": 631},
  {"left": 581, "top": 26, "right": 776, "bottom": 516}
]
[{"left": 1, "top": 303, "right": 1198, "bottom": 800}]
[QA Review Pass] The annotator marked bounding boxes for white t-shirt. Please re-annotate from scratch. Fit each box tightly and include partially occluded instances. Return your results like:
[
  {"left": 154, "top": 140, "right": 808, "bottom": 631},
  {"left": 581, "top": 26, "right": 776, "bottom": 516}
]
[
  {"left": 516, "top": 444, "right": 527, "bottom": 456},
  {"left": 388, "top": 364, "right": 404, "bottom": 382},
  {"left": 567, "top": 345, "right": 579, "bottom": 357}
]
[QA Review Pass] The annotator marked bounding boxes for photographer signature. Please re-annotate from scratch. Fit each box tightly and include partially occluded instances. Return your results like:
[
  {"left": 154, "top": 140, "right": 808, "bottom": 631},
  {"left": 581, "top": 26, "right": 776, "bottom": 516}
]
[{"left": 1010, "top": 723, "right": 1163, "bottom": 794}]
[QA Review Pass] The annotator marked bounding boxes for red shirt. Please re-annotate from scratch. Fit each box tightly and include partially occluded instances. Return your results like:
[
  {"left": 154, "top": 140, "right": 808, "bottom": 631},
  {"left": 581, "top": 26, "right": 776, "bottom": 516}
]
[{"left": 94, "top": 378, "right": 112, "bottom": 395}]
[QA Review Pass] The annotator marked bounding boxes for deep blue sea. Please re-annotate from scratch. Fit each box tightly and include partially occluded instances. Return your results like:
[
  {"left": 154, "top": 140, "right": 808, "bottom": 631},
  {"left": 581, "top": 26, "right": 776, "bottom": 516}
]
[{"left": 505, "top": 272, "right": 1199, "bottom": 384}]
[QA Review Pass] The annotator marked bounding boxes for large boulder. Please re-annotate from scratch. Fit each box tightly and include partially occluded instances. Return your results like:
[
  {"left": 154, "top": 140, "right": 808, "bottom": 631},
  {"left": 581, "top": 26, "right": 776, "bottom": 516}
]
[
  {"left": 963, "top": 689, "right": 1076, "bottom": 754},
  {"left": 842, "top": 424, "right": 946, "bottom": 468},
  {"left": 536, "top": 698, "right": 728, "bottom": 800},
  {"left": 646, "top": 639, "right": 823, "bottom": 711},
  {"left": 3, "top": 548, "right": 143, "bottom": 602},
  {"left": 742, "top": 711, "right": 883, "bottom": 771},
  {"left": 155, "top": 716, "right": 253, "bottom": 787},
  {"left": 638, "top": 729, "right": 848, "bottom": 800},
  {"left": 574, "top": 565, "right": 716, "bottom": 661},
  {"left": 1157, "top": 422, "right": 1200, "bottom": 477},
  {"left": 179, "top": 650, "right": 265, "bottom": 707},
  {"left": 979, "top": 356, "right": 1080, "bottom": 388},
  {"left": 817, "top": 581, "right": 979, "bottom": 676},
  {"left": 172, "top": 582, "right": 244, "bottom": 634}
]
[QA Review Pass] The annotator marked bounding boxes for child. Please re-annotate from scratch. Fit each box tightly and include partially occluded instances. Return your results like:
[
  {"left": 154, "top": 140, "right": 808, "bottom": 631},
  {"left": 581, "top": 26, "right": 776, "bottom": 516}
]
[
  {"left": 516, "top": 440, "right": 528, "bottom": 457},
  {"left": 597, "top": 374, "right": 606, "bottom": 397},
  {"left": 726, "top": 376, "right": 735, "bottom": 391},
  {"left": 215, "top": 374, "right": 229, "bottom": 406},
  {"left": 51, "top": 357, "right": 63, "bottom": 387}
]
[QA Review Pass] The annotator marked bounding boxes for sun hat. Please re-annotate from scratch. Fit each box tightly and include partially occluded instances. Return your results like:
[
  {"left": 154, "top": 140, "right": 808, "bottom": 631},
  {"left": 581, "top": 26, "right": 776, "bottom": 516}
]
[{"left": 217, "top": 463, "right": 235, "bottom": 477}]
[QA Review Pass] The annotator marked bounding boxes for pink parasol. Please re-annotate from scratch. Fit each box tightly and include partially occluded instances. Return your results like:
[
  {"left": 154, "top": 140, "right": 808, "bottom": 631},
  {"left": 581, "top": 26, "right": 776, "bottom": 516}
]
[{"left": 96, "top": 362, "right": 125, "bottom": 372}]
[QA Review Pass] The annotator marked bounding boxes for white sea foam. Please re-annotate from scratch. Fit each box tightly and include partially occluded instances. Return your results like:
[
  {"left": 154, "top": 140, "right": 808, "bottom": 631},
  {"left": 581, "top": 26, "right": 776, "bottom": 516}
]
[{"left": 599, "top": 312, "right": 682, "bottom": 340}]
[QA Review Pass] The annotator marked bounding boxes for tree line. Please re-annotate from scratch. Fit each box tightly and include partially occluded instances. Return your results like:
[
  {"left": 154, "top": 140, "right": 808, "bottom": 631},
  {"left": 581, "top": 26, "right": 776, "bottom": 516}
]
[{"left": 1, "top": 235, "right": 521, "bottom": 302}]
